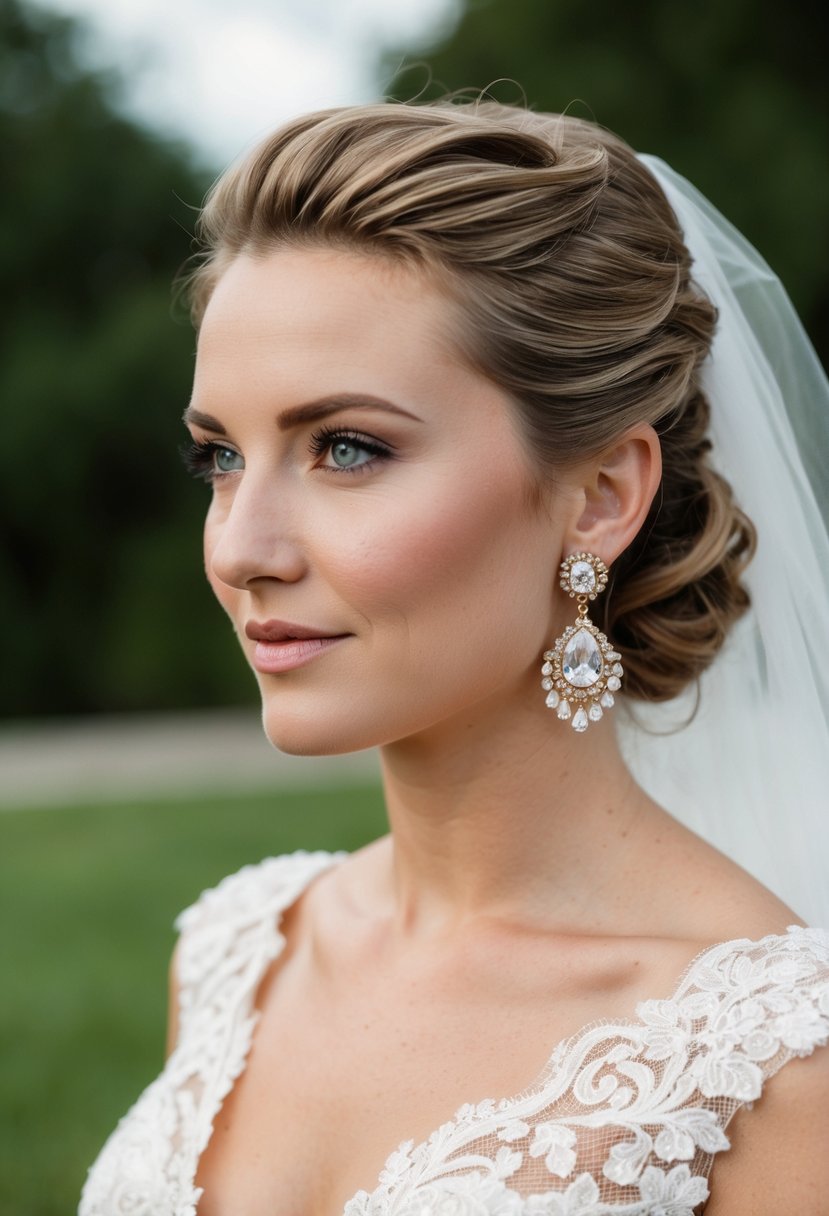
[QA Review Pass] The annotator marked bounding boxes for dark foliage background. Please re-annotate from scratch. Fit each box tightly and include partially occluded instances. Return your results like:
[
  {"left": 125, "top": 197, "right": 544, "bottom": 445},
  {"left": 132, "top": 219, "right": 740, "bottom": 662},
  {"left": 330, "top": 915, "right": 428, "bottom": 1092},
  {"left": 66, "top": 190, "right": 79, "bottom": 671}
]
[
  {"left": 384, "top": 0, "right": 829, "bottom": 343},
  {"left": 3, "top": 0, "right": 826, "bottom": 717},
  {"left": 1, "top": 0, "right": 252, "bottom": 715}
]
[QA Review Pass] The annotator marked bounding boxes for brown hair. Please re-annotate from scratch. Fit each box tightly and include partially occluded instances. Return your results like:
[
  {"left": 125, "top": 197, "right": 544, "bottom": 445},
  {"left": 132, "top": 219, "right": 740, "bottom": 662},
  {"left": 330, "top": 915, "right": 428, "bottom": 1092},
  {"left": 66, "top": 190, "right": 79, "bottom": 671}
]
[{"left": 187, "top": 100, "right": 756, "bottom": 703}]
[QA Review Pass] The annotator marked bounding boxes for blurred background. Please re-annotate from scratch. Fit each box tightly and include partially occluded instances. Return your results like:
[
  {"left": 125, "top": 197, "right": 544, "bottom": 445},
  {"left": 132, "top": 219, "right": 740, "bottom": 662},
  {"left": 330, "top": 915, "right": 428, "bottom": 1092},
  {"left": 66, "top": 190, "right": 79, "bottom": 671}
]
[{"left": 1, "top": 0, "right": 826, "bottom": 1211}]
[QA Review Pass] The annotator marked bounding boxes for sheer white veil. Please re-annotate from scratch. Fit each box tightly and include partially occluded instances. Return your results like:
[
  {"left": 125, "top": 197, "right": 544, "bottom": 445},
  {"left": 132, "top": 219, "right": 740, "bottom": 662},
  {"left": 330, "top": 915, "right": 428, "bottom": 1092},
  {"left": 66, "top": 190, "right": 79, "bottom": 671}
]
[{"left": 617, "top": 156, "right": 829, "bottom": 928}]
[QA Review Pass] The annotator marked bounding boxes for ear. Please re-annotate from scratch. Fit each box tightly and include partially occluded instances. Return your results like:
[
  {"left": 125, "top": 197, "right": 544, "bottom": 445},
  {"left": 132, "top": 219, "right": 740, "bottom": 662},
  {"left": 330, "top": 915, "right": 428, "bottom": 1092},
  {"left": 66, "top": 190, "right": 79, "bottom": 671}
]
[{"left": 564, "top": 424, "right": 662, "bottom": 563}]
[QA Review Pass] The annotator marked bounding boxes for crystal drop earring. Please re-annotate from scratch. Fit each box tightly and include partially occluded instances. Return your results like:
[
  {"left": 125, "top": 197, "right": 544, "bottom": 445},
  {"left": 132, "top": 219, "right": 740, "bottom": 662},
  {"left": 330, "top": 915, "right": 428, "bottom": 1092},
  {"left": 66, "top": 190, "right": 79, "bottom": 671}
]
[{"left": 540, "top": 552, "right": 624, "bottom": 733}]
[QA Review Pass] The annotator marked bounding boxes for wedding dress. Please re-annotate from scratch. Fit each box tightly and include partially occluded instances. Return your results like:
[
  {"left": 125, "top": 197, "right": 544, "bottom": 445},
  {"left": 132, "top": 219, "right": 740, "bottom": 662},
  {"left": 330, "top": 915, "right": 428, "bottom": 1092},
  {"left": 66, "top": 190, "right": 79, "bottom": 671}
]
[{"left": 79, "top": 850, "right": 829, "bottom": 1216}]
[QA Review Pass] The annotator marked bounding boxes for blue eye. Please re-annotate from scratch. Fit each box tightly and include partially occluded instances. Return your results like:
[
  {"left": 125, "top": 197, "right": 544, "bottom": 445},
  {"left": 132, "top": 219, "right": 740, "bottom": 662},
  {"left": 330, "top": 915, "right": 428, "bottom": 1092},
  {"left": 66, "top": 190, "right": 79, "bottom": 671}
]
[
  {"left": 214, "top": 446, "right": 244, "bottom": 473},
  {"left": 329, "top": 440, "right": 373, "bottom": 469},
  {"left": 180, "top": 439, "right": 244, "bottom": 483},
  {"left": 309, "top": 427, "right": 392, "bottom": 474}
]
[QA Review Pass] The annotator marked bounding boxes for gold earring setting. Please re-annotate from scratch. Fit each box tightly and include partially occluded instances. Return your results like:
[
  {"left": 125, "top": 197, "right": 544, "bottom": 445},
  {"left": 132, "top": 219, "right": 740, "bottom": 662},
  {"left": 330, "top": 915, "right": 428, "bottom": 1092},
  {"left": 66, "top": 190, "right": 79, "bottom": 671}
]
[{"left": 541, "top": 552, "right": 623, "bottom": 732}]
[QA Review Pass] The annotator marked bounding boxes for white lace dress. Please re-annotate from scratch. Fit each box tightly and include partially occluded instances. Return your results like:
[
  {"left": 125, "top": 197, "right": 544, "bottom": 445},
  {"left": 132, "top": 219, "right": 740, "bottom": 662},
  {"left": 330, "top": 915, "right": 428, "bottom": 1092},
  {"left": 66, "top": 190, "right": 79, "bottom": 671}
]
[{"left": 79, "top": 850, "right": 829, "bottom": 1216}]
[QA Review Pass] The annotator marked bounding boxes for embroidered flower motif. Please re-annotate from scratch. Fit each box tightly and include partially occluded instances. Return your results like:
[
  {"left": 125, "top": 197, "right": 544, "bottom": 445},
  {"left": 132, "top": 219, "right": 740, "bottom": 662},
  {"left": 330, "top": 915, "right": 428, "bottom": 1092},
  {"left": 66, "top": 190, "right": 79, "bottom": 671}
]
[
  {"left": 524, "top": 1173, "right": 601, "bottom": 1215},
  {"left": 636, "top": 1164, "right": 709, "bottom": 1215},
  {"left": 771, "top": 1004, "right": 829, "bottom": 1053},
  {"left": 653, "top": 1108, "right": 729, "bottom": 1162},
  {"left": 528, "top": 1124, "right": 578, "bottom": 1179},
  {"left": 602, "top": 1126, "right": 653, "bottom": 1186},
  {"left": 394, "top": 1175, "right": 523, "bottom": 1215},
  {"left": 692, "top": 1049, "right": 763, "bottom": 1102},
  {"left": 638, "top": 1000, "right": 690, "bottom": 1061},
  {"left": 740, "top": 1028, "right": 779, "bottom": 1061}
]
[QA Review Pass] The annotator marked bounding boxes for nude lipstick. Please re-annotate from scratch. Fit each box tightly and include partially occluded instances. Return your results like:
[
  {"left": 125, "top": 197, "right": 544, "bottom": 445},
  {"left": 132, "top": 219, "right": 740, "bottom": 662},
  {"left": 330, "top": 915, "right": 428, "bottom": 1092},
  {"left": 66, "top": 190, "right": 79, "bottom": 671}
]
[{"left": 244, "top": 620, "right": 350, "bottom": 673}]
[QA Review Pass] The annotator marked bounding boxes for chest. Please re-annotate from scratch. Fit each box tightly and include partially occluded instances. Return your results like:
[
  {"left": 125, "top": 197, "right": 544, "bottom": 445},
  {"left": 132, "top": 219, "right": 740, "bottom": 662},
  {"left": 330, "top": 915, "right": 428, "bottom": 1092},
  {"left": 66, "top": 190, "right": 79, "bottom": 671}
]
[{"left": 192, "top": 929, "right": 678, "bottom": 1216}]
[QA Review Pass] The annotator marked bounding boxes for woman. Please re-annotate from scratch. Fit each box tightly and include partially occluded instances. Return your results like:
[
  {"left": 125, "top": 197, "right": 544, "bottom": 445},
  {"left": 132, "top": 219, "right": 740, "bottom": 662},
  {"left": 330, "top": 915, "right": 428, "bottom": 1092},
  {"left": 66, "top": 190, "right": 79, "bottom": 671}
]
[{"left": 79, "top": 102, "right": 829, "bottom": 1215}]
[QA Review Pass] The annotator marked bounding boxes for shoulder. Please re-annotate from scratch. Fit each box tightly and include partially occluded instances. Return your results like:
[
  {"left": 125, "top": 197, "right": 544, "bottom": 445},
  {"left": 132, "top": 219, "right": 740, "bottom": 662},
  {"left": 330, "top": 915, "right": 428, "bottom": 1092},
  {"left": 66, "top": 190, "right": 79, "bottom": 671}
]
[
  {"left": 166, "top": 849, "right": 346, "bottom": 1054},
  {"left": 705, "top": 1035, "right": 829, "bottom": 1214},
  {"left": 173, "top": 848, "right": 346, "bottom": 938},
  {"left": 690, "top": 925, "right": 829, "bottom": 1214}
]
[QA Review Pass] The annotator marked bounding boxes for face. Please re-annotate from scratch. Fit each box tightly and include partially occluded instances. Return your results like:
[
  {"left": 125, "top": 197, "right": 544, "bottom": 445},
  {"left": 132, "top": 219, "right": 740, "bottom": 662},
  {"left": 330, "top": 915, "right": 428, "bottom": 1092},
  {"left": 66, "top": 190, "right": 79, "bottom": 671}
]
[{"left": 185, "top": 247, "right": 575, "bottom": 755}]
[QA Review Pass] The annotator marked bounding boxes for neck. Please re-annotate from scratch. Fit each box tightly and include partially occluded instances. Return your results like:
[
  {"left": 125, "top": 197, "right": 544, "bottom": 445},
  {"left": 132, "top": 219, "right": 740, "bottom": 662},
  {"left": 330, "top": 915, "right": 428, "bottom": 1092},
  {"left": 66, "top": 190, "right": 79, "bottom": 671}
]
[{"left": 376, "top": 686, "right": 661, "bottom": 937}]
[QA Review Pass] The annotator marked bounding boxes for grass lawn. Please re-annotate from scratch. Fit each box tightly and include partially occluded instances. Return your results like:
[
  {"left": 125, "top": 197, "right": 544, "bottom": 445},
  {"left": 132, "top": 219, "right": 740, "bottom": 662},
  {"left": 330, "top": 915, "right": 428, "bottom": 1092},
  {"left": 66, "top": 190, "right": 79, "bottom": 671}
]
[{"left": 0, "top": 784, "right": 387, "bottom": 1216}]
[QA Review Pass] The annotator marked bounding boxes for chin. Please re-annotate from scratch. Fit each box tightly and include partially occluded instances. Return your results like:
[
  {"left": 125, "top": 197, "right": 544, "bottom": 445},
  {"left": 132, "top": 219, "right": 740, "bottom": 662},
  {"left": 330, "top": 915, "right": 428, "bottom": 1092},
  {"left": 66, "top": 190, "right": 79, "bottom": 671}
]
[{"left": 259, "top": 697, "right": 385, "bottom": 757}]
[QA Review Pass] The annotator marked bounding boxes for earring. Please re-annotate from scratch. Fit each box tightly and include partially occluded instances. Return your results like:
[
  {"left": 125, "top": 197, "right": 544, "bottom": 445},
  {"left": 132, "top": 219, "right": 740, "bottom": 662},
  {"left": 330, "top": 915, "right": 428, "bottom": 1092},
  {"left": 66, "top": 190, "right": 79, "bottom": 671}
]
[{"left": 541, "top": 552, "right": 624, "bottom": 733}]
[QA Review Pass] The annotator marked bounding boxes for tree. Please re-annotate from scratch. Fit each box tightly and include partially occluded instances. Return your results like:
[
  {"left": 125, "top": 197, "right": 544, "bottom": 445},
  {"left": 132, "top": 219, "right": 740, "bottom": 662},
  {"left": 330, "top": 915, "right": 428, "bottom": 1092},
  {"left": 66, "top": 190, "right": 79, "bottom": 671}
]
[
  {"left": 382, "top": 0, "right": 829, "bottom": 367},
  {"left": 1, "top": 0, "right": 254, "bottom": 714}
]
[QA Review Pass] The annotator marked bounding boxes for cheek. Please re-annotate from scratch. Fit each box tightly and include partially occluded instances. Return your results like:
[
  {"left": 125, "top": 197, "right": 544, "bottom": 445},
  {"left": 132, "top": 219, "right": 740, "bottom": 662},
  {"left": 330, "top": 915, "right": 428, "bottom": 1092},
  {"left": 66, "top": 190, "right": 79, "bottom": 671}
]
[{"left": 322, "top": 468, "right": 557, "bottom": 675}]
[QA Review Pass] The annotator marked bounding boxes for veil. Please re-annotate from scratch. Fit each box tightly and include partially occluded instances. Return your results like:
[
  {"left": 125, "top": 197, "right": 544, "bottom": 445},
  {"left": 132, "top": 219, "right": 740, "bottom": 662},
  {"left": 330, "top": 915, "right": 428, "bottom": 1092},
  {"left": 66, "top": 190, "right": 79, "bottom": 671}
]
[{"left": 618, "top": 156, "right": 829, "bottom": 929}]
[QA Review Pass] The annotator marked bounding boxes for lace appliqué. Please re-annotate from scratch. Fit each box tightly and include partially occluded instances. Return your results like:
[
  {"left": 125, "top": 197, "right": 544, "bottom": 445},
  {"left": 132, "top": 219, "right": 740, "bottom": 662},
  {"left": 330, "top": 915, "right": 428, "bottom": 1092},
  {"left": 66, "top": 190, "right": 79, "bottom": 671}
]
[
  {"left": 344, "top": 925, "right": 829, "bottom": 1216},
  {"left": 78, "top": 851, "right": 346, "bottom": 1216},
  {"left": 79, "top": 852, "right": 829, "bottom": 1216}
]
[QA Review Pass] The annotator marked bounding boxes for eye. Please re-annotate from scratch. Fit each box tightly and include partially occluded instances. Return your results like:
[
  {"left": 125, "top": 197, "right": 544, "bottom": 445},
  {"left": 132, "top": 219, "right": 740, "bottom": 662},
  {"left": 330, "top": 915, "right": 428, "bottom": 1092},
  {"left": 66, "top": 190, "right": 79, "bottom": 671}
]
[
  {"left": 180, "top": 438, "right": 244, "bottom": 482},
  {"left": 310, "top": 427, "right": 392, "bottom": 474},
  {"left": 328, "top": 439, "right": 373, "bottom": 469},
  {"left": 214, "top": 446, "right": 244, "bottom": 473}
]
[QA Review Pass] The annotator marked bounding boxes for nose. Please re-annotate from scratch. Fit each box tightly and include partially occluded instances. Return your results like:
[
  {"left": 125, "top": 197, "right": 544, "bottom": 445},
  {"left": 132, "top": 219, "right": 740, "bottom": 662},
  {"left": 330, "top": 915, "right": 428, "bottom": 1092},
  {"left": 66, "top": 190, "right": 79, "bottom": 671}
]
[{"left": 205, "top": 472, "right": 307, "bottom": 590}]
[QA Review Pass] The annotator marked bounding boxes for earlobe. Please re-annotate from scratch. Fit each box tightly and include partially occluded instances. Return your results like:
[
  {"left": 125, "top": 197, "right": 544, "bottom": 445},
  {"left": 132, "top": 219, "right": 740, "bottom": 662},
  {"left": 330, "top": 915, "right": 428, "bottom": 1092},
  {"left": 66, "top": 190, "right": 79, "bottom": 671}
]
[{"left": 567, "top": 424, "right": 662, "bottom": 563}]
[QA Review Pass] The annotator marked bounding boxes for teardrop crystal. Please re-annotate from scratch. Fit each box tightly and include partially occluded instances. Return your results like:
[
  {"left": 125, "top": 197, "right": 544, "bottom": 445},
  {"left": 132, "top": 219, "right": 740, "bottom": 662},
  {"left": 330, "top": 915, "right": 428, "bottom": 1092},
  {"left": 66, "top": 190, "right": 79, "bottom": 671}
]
[
  {"left": 542, "top": 661, "right": 553, "bottom": 676},
  {"left": 606, "top": 675, "right": 621, "bottom": 692},
  {"left": 545, "top": 689, "right": 560, "bottom": 709},
  {"left": 588, "top": 702, "right": 603, "bottom": 721},
  {"left": 556, "top": 698, "right": 571, "bottom": 720},
  {"left": 600, "top": 691, "right": 615, "bottom": 709},
  {"left": 571, "top": 706, "right": 589, "bottom": 732},
  {"left": 562, "top": 628, "right": 602, "bottom": 688},
  {"left": 541, "top": 677, "right": 553, "bottom": 690}
]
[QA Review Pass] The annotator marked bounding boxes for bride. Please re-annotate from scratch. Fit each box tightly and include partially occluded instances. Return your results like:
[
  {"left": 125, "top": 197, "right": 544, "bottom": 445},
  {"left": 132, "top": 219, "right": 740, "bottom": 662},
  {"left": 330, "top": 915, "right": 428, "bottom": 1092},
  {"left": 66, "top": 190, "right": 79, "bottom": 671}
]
[{"left": 80, "top": 102, "right": 829, "bottom": 1215}]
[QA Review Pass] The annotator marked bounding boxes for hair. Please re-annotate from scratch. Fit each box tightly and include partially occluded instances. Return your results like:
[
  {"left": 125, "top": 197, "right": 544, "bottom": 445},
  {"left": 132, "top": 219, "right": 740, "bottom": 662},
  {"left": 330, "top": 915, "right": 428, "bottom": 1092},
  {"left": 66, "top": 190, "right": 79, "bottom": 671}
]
[{"left": 186, "top": 100, "right": 756, "bottom": 704}]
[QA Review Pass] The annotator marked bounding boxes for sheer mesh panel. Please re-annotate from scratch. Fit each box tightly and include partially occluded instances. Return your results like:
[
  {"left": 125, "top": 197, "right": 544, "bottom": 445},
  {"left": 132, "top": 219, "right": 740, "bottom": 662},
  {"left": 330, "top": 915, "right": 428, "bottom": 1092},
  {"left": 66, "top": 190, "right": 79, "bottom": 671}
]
[{"left": 80, "top": 853, "right": 829, "bottom": 1216}]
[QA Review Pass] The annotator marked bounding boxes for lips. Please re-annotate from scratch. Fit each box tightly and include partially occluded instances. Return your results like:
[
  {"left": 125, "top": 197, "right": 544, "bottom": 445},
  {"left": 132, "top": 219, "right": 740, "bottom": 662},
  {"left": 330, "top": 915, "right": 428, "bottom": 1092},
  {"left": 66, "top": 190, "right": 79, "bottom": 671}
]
[
  {"left": 244, "top": 619, "right": 344, "bottom": 643},
  {"left": 244, "top": 619, "right": 351, "bottom": 674}
]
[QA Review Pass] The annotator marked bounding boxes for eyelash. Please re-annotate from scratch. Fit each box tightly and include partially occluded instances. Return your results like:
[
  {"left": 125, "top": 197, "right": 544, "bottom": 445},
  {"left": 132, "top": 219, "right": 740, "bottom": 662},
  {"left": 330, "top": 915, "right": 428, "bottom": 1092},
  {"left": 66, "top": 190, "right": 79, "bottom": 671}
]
[
  {"left": 179, "top": 428, "right": 392, "bottom": 483},
  {"left": 179, "top": 438, "right": 232, "bottom": 483},
  {"left": 308, "top": 425, "right": 392, "bottom": 473}
]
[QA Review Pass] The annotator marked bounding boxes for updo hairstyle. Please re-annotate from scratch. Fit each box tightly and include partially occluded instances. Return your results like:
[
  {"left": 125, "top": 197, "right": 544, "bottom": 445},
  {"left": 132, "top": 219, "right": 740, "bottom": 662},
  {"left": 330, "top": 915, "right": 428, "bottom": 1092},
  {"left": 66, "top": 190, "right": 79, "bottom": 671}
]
[{"left": 187, "top": 101, "right": 756, "bottom": 704}]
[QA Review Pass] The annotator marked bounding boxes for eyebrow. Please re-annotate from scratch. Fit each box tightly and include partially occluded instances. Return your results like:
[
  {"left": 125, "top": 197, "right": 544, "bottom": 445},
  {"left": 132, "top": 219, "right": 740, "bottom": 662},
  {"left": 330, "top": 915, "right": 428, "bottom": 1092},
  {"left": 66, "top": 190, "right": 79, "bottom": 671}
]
[{"left": 182, "top": 394, "right": 422, "bottom": 435}]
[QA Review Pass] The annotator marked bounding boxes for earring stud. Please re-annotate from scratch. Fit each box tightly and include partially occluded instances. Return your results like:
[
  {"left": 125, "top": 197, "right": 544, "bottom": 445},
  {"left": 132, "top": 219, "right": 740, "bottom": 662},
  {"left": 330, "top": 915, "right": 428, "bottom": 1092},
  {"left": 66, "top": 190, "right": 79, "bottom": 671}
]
[{"left": 541, "top": 552, "right": 623, "bottom": 732}]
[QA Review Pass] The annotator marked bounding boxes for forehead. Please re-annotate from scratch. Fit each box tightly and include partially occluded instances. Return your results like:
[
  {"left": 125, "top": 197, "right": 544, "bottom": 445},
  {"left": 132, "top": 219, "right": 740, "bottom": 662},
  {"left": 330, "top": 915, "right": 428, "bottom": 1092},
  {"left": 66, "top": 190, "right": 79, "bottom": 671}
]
[{"left": 194, "top": 246, "right": 465, "bottom": 404}]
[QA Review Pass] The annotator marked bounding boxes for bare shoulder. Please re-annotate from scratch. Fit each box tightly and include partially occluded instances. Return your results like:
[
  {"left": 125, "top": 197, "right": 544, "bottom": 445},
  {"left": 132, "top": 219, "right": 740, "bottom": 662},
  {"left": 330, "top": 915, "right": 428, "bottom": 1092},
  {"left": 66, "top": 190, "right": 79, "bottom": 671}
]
[
  {"left": 648, "top": 812, "right": 829, "bottom": 1211},
  {"left": 705, "top": 1045, "right": 829, "bottom": 1215},
  {"left": 644, "top": 803, "right": 805, "bottom": 943}
]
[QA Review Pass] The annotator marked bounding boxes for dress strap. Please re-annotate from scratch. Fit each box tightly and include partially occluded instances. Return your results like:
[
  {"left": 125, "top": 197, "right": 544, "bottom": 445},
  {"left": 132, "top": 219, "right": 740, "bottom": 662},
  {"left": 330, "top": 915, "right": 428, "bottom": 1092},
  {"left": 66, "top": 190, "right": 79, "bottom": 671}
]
[{"left": 174, "top": 850, "right": 347, "bottom": 1039}]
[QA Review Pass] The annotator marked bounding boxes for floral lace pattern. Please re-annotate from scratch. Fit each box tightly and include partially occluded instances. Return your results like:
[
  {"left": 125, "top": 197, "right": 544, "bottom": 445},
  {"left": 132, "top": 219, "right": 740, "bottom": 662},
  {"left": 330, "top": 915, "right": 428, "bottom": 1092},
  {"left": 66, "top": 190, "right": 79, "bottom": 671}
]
[{"left": 79, "top": 851, "right": 829, "bottom": 1216}]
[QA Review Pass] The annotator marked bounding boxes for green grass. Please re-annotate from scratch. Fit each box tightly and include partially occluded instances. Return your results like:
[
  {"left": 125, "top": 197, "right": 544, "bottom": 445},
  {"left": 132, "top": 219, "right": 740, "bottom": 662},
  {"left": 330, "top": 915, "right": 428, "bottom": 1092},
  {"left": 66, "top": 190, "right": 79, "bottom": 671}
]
[{"left": 0, "top": 785, "right": 387, "bottom": 1216}]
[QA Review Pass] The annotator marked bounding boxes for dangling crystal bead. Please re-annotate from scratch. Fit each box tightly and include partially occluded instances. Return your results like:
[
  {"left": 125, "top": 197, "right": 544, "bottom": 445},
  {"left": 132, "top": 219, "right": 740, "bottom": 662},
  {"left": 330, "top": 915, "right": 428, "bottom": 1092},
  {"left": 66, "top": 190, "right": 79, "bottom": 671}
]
[
  {"left": 542, "top": 661, "right": 553, "bottom": 676},
  {"left": 545, "top": 688, "right": 560, "bottom": 709},
  {"left": 606, "top": 675, "right": 621, "bottom": 692},
  {"left": 600, "top": 690, "right": 615, "bottom": 709},
  {"left": 611, "top": 663, "right": 623, "bottom": 677},
  {"left": 556, "top": 699, "right": 571, "bottom": 720},
  {"left": 562, "top": 628, "right": 602, "bottom": 687},
  {"left": 571, "top": 706, "right": 589, "bottom": 732},
  {"left": 588, "top": 702, "right": 603, "bottom": 721}
]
